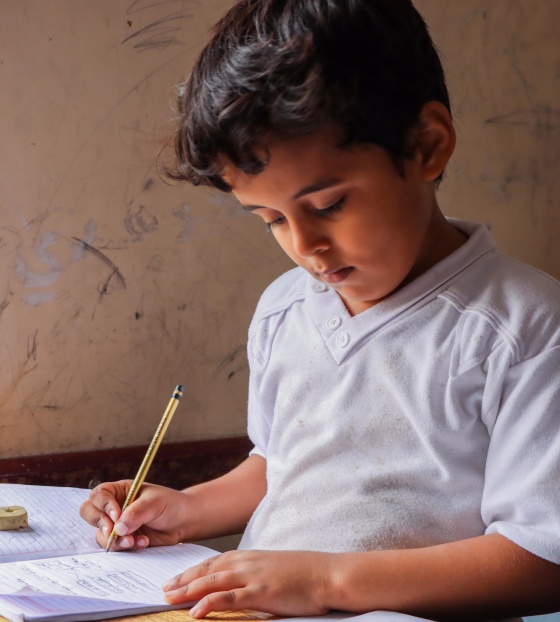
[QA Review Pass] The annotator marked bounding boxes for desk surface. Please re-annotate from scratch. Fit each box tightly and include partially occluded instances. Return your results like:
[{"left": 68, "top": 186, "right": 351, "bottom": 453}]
[{"left": 0, "top": 609, "right": 272, "bottom": 622}]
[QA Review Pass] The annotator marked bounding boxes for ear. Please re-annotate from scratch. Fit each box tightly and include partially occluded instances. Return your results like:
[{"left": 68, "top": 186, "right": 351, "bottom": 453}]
[{"left": 410, "top": 101, "right": 456, "bottom": 182}]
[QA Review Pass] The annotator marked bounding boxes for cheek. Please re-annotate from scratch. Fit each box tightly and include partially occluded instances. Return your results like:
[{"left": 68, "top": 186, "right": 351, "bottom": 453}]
[
  {"left": 272, "top": 231, "right": 296, "bottom": 257},
  {"left": 271, "top": 230, "right": 308, "bottom": 267}
]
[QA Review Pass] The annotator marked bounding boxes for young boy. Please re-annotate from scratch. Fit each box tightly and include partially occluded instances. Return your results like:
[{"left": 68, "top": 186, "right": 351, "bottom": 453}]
[{"left": 80, "top": 0, "right": 560, "bottom": 619}]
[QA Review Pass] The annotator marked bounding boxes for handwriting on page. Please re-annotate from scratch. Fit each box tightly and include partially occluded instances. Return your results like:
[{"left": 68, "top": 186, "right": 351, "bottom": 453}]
[{"left": 0, "top": 545, "right": 215, "bottom": 603}]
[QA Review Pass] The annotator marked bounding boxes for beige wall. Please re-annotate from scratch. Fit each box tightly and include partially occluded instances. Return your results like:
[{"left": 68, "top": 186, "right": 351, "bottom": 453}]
[
  {"left": 417, "top": 0, "right": 560, "bottom": 272},
  {"left": 1, "top": 1, "right": 558, "bottom": 459}
]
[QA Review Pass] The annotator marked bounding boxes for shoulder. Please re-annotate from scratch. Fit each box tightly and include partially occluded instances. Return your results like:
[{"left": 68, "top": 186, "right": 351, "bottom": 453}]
[
  {"left": 441, "top": 249, "right": 560, "bottom": 361},
  {"left": 248, "top": 267, "right": 308, "bottom": 365},
  {"left": 252, "top": 266, "right": 308, "bottom": 321}
]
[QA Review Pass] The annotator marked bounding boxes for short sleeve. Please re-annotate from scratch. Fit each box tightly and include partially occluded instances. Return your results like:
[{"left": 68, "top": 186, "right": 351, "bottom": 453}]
[
  {"left": 245, "top": 306, "right": 286, "bottom": 459},
  {"left": 482, "top": 345, "right": 560, "bottom": 563},
  {"left": 244, "top": 267, "right": 308, "bottom": 459}
]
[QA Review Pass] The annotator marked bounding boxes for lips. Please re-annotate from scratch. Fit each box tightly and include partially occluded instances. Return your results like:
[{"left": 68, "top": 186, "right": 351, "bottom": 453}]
[{"left": 317, "top": 266, "right": 354, "bottom": 284}]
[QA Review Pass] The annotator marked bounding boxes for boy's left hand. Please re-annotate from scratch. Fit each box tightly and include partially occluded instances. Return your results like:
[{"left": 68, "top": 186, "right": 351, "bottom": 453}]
[{"left": 162, "top": 549, "right": 333, "bottom": 618}]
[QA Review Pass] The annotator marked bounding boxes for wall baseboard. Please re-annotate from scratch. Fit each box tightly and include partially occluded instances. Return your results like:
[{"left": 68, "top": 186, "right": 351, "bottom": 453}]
[{"left": 0, "top": 437, "right": 252, "bottom": 490}]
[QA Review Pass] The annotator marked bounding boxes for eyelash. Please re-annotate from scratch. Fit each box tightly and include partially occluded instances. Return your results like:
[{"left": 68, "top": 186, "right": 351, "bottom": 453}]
[{"left": 265, "top": 197, "right": 346, "bottom": 233}]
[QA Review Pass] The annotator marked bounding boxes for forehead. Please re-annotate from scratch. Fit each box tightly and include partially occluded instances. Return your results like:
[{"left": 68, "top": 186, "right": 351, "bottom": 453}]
[{"left": 222, "top": 129, "right": 382, "bottom": 199}]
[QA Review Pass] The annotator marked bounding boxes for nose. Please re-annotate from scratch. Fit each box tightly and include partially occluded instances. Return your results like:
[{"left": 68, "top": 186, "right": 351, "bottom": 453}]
[{"left": 290, "top": 216, "right": 329, "bottom": 258}]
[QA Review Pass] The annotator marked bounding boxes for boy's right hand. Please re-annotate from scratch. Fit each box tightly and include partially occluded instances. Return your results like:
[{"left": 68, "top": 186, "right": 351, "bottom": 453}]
[
  {"left": 80, "top": 456, "right": 267, "bottom": 552},
  {"left": 80, "top": 481, "right": 190, "bottom": 551}
]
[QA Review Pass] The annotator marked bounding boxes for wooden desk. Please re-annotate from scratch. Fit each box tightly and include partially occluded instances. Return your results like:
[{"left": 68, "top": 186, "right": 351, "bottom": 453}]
[{"left": 0, "top": 610, "right": 272, "bottom": 622}]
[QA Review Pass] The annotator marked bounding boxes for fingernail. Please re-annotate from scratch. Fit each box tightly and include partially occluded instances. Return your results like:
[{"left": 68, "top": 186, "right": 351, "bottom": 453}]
[
  {"left": 114, "top": 522, "right": 127, "bottom": 536},
  {"left": 102, "top": 524, "right": 109, "bottom": 536},
  {"left": 164, "top": 590, "right": 181, "bottom": 604},
  {"left": 109, "top": 509, "right": 118, "bottom": 522},
  {"left": 136, "top": 536, "right": 149, "bottom": 548},
  {"left": 162, "top": 578, "right": 176, "bottom": 591},
  {"left": 119, "top": 537, "right": 133, "bottom": 549},
  {"left": 190, "top": 604, "right": 201, "bottom": 617}
]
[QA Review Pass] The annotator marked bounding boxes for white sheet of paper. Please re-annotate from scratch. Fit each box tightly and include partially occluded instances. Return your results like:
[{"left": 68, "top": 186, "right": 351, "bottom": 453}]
[
  {"left": 0, "top": 543, "right": 217, "bottom": 621},
  {"left": 0, "top": 484, "right": 96, "bottom": 562},
  {"left": 343, "top": 612, "right": 431, "bottom": 622},
  {"left": 280, "top": 613, "right": 430, "bottom": 622}
]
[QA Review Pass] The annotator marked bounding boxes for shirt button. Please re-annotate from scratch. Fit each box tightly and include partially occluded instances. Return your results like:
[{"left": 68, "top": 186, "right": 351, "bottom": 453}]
[
  {"left": 311, "top": 282, "right": 328, "bottom": 293},
  {"left": 326, "top": 315, "right": 342, "bottom": 330},
  {"left": 336, "top": 331, "right": 350, "bottom": 348}
]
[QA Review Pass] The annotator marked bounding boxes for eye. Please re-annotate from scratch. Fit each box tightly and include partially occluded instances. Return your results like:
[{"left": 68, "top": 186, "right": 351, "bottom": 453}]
[
  {"left": 317, "top": 196, "right": 346, "bottom": 216},
  {"left": 264, "top": 214, "right": 286, "bottom": 233},
  {"left": 261, "top": 196, "right": 346, "bottom": 233}
]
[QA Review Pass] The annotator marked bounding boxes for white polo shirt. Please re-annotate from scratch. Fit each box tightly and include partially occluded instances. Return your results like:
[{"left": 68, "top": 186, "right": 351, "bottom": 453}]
[{"left": 239, "top": 219, "right": 560, "bottom": 569}]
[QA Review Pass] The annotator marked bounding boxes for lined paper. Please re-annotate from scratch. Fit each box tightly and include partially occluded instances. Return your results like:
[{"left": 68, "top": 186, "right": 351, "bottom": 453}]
[
  {"left": 0, "top": 544, "right": 217, "bottom": 621},
  {"left": 0, "top": 485, "right": 95, "bottom": 562}
]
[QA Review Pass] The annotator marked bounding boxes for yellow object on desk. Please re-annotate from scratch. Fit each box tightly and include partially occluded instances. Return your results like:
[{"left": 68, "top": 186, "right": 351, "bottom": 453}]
[
  {"left": 106, "top": 384, "right": 184, "bottom": 552},
  {"left": 0, "top": 506, "right": 28, "bottom": 531}
]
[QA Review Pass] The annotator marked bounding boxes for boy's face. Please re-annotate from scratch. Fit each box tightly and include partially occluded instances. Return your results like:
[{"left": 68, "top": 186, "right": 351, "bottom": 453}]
[{"left": 224, "top": 128, "right": 462, "bottom": 315}]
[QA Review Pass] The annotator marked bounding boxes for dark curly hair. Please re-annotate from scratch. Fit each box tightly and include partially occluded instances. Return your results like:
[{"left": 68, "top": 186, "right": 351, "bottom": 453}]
[{"left": 166, "top": 0, "right": 450, "bottom": 191}]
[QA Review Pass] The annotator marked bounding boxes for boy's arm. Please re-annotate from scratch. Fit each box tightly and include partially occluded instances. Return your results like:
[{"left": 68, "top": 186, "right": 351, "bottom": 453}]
[
  {"left": 164, "top": 533, "right": 560, "bottom": 620},
  {"left": 180, "top": 453, "right": 267, "bottom": 542},
  {"left": 329, "top": 533, "right": 560, "bottom": 619},
  {"left": 80, "top": 454, "right": 266, "bottom": 549}
]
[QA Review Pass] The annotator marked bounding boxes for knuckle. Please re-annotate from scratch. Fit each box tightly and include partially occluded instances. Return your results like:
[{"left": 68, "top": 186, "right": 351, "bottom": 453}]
[
  {"left": 90, "top": 483, "right": 109, "bottom": 500},
  {"left": 220, "top": 550, "right": 235, "bottom": 561},
  {"left": 201, "top": 556, "right": 219, "bottom": 573},
  {"left": 204, "top": 589, "right": 239, "bottom": 613},
  {"left": 224, "top": 589, "right": 239, "bottom": 606},
  {"left": 95, "top": 516, "right": 107, "bottom": 531},
  {"left": 78, "top": 501, "right": 90, "bottom": 520},
  {"left": 177, "top": 585, "right": 191, "bottom": 599}
]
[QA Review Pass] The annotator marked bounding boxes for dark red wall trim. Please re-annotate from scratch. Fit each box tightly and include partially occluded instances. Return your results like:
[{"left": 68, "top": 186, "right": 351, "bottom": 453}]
[{"left": 0, "top": 437, "right": 252, "bottom": 490}]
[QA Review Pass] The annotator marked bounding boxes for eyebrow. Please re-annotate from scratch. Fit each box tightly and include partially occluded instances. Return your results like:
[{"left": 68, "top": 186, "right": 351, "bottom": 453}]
[{"left": 241, "top": 177, "right": 343, "bottom": 211}]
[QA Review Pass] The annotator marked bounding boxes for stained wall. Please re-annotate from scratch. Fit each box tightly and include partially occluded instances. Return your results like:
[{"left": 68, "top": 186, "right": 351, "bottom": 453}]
[{"left": 1, "top": 1, "right": 558, "bottom": 458}]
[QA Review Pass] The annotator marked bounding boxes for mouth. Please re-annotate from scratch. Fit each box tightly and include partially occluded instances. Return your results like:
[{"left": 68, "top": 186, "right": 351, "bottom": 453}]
[{"left": 316, "top": 266, "right": 354, "bottom": 284}]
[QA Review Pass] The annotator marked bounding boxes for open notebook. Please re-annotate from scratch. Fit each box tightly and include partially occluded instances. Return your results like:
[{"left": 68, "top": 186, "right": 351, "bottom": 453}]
[{"left": 0, "top": 542, "right": 220, "bottom": 621}]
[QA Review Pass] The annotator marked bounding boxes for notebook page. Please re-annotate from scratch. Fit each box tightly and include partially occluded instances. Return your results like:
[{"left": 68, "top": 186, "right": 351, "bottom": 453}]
[
  {"left": 0, "top": 485, "right": 96, "bottom": 562},
  {"left": 0, "top": 544, "right": 217, "bottom": 621}
]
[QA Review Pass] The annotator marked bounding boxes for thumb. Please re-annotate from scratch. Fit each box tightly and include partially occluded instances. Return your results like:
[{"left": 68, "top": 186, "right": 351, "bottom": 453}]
[{"left": 114, "top": 494, "right": 157, "bottom": 535}]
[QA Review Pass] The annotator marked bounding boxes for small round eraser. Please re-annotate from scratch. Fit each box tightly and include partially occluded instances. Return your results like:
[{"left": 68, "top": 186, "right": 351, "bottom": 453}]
[{"left": 0, "top": 506, "right": 28, "bottom": 530}]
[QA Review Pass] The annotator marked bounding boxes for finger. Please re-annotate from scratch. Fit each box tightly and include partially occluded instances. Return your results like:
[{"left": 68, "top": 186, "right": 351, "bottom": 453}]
[
  {"left": 112, "top": 496, "right": 157, "bottom": 539},
  {"left": 189, "top": 588, "right": 246, "bottom": 618},
  {"left": 162, "top": 555, "right": 222, "bottom": 593},
  {"left": 94, "top": 525, "right": 109, "bottom": 549},
  {"left": 80, "top": 501, "right": 116, "bottom": 552},
  {"left": 79, "top": 500, "right": 112, "bottom": 535},
  {"left": 110, "top": 533, "right": 150, "bottom": 551},
  {"left": 82, "top": 483, "right": 126, "bottom": 526},
  {"left": 80, "top": 483, "right": 134, "bottom": 544},
  {"left": 164, "top": 569, "right": 241, "bottom": 604}
]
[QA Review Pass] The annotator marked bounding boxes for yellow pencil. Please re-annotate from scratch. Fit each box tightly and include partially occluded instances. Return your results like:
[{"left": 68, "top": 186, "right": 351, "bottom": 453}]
[{"left": 105, "top": 384, "right": 184, "bottom": 552}]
